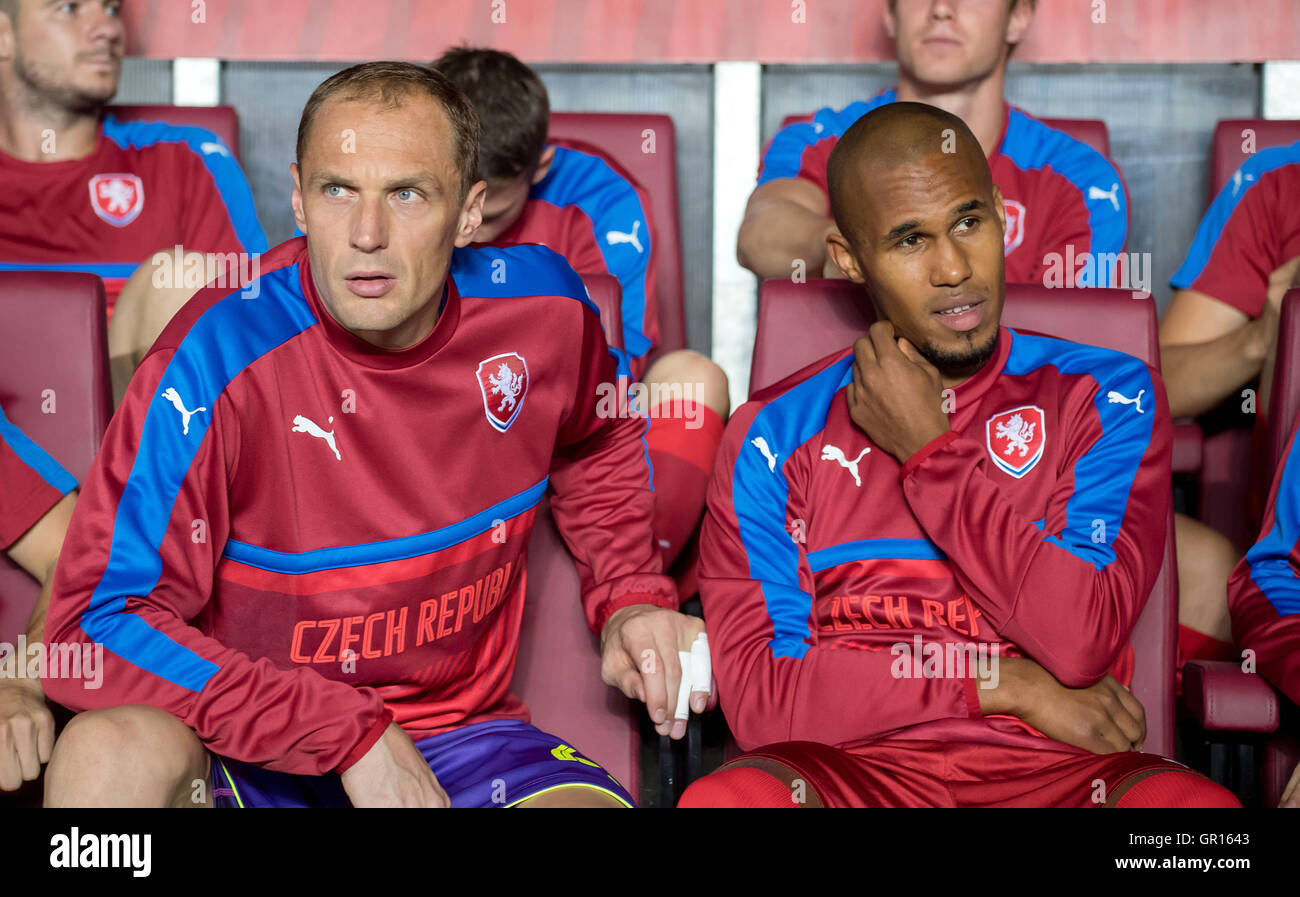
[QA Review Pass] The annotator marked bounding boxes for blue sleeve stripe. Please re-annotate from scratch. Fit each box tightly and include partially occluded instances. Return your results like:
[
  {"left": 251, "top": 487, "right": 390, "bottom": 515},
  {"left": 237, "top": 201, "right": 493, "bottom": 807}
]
[
  {"left": 101, "top": 115, "right": 268, "bottom": 255},
  {"left": 224, "top": 478, "right": 549, "bottom": 573},
  {"left": 79, "top": 264, "right": 318, "bottom": 692},
  {"left": 1246, "top": 422, "right": 1300, "bottom": 616},
  {"left": 532, "top": 146, "right": 653, "bottom": 359},
  {"left": 0, "top": 403, "right": 77, "bottom": 494},
  {"left": 1170, "top": 142, "right": 1300, "bottom": 290},
  {"left": 1003, "top": 330, "right": 1155, "bottom": 571},
  {"left": 999, "top": 110, "right": 1127, "bottom": 286},
  {"left": 807, "top": 538, "right": 946, "bottom": 573},
  {"left": 755, "top": 93, "right": 896, "bottom": 187},
  {"left": 0, "top": 260, "right": 137, "bottom": 279},
  {"left": 734, "top": 356, "right": 854, "bottom": 659}
]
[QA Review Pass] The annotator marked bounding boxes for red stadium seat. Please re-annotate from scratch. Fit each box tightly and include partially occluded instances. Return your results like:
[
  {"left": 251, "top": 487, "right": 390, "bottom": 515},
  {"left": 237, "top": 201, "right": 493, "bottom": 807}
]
[
  {"left": 1210, "top": 118, "right": 1300, "bottom": 201},
  {"left": 547, "top": 112, "right": 686, "bottom": 356},
  {"left": 581, "top": 273, "right": 624, "bottom": 352},
  {"left": 1039, "top": 118, "right": 1111, "bottom": 158},
  {"left": 1267, "top": 288, "right": 1300, "bottom": 472},
  {"left": 777, "top": 114, "right": 1111, "bottom": 158},
  {"left": 105, "top": 104, "right": 241, "bottom": 162},
  {"left": 0, "top": 272, "right": 112, "bottom": 645},
  {"left": 748, "top": 278, "right": 1178, "bottom": 756},
  {"left": 508, "top": 273, "right": 637, "bottom": 800}
]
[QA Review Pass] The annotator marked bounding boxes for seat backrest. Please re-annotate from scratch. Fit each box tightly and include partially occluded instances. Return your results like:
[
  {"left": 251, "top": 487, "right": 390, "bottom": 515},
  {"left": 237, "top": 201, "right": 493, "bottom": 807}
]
[
  {"left": 582, "top": 273, "right": 624, "bottom": 352},
  {"left": 0, "top": 272, "right": 112, "bottom": 643},
  {"left": 105, "top": 104, "right": 241, "bottom": 162},
  {"left": 1268, "top": 288, "right": 1300, "bottom": 472},
  {"left": 547, "top": 112, "right": 685, "bottom": 354},
  {"left": 748, "top": 278, "right": 1176, "bottom": 756},
  {"left": 508, "top": 273, "right": 638, "bottom": 797},
  {"left": 1211, "top": 119, "right": 1300, "bottom": 202},
  {"left": 777, "top": 113, "right": 1111, "bottom": 159},
  {"left": 1039, "top": 118, "right": 1111, "bottom": 159}
]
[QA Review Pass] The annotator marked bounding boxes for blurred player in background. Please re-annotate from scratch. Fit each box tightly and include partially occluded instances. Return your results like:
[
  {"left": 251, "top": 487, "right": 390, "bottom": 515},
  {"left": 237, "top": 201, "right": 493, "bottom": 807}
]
[
  {"left": 0, "top": 403, "right": 76, "bottom": 792},
  {"left": 1159, "top": 141, "right": 1300, "bottom": 684},
  {"left": 738, "top": 0, "right": 1128, "bottom": 287},
  {"left": 681, "top": 103, "right": 1235, "bottom": 808},
  {"left": 0, "top": 0, "right": 266, "bottom": 402},
  {"left": 41, "top": 62, "right": 706, "bottom": 808},
  {"left": 434, "top": 47, "right": 729, "bottom": 609}
]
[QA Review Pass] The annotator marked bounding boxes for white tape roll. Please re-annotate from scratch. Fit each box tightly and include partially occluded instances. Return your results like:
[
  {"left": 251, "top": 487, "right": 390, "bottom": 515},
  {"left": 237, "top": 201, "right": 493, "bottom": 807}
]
[{"left": 674, "top": 633, "right": 713, "bottom": 721}]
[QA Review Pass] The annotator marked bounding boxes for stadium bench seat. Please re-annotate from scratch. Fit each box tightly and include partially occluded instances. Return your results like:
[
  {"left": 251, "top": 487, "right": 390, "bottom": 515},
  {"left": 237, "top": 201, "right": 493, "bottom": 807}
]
[
  {"left": 747, "top": 278, "right": 1178, "bottom": 757},
  {"left": 105, "top": 104, "right": 242, "bottom": 162},
  {"left": 0, "top": 272, "right": 113, "bottom": 647},
  {"left": 777, "top": 113, "right": 1111, "bottom": 158},
  {"left": 510, "top": 273, "right": 641, "bottom": 801},
  {"left": 1210, "top": 118, "right": 1300, "bottom": 201},
  {"left": 547, "top": 112, "right": 686, "bottom": 357}
]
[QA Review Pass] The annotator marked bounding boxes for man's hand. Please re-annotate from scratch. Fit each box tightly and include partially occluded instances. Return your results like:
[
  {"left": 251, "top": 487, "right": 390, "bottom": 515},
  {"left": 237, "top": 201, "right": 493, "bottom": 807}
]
[
  {"left": 0, "top": 679, "right": 54, "bottom": 791},
  {"left": 845, "top": 320, "right": 950, "bottom": 462},
  {"left": 340, "top": 722, "right": 448, "bottom": 808},
  {"left": 601, "top": 605, "right": 708, "bottom": 740},
  {"left": 980, "top": 656, "right": 1146, "bottom": 754}
]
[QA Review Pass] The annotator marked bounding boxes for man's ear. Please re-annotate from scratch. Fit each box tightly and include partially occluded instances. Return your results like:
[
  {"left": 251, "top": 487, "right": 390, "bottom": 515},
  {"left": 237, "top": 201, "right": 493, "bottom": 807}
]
[
  {"left": 530, "top": 146, "right": 556, "bottom": 185},
  {"left": 1005, "top": 0, "right": 1035, "bottom": 48},
  {"left": 991, "top": 182, "right": 1006, "bottom": 239},
  {"left": 881, "top": 0, "right": 897, "bottom": 41},
  {"left": 827, "top": 229, "right": 866, "bottom": 284},
  {"left": 0, "top": 12, "right": 16, "bottom": 65},
  {"left": 290, "top": 163, "right": 307, "bottom": 235},
  {"left": 455, "top": 179, "right": 488, "bottom": 247}
]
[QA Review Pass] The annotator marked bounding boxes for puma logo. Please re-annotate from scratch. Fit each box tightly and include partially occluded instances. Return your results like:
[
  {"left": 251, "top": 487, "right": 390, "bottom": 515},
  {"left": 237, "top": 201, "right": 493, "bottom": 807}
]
[
  {"left": 1106, "top": 389, "right": 1145, "bottom": 414},
  {"left": 1088, "top": 182, "right": 1121, "bottom": 212},
  {"left": 605, "top": 220, "right": 644, "bottom": 254},
  {"left": 292, "top": 414, "right": 341, "bottom": 460},
  {"left": 750, "top": 436, "right": 778, "bottom": 472},
  {"left": 160, "top": 387, "right": 206, "bottom": 436},
  {"left": 820, "top": 444, "right": 871, "bottom": 487}
]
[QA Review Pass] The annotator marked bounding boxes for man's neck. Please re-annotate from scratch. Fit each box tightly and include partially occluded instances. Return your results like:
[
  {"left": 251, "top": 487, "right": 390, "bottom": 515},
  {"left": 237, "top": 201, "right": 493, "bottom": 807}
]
[
  {"left": 0, "top": 85, "right": 102, "bottom": 162},
  {"left": 895, "top": 67, "right": 1008, "bottom": 158},
  {"left": 347, "top": 283, "right": 447, "bottom": 352}
]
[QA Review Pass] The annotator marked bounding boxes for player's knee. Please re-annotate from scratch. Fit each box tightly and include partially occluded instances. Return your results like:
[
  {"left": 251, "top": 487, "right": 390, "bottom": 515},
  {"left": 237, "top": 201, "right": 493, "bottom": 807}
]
[
  {"left": 678, "top": 765, "right": 801, "bottom": 808},
  {"left": 1115, "top": 770, "right": 1241, "bottom": 808},
  {"left": 49, "top": 705, "right": 205, "bottom": 792},
  {"left": 1175, "top": 515, "right": 1239, "bottom": 582},
  {"left": 644, "top": 350, "right": 730, "bottom": 418}
]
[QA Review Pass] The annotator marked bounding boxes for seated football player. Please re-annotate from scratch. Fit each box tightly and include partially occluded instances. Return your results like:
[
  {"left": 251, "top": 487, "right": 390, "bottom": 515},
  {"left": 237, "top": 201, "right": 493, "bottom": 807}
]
[
  {"left": 1160, "top": 140, "right": 1300, "bottom": 681},
  {"left": 433, "top": 48, "right": 729, "bottom": 591},
  {"left": 1226, "top": 412, "right": 1300, "bottom": 808},
  {"left": 40, "top": 62, "right": 707, "bottom": 808},
  {"left": 0, "top": 0, "right": 267, "bottom": 404},
  {"left": 680, "top": 102, "right": 1237, "bottom": 808},
  {"left": 0, "top": 403, "right": 76, "bottom": 792},
  {"left": 738, "top": 0, "right": 1129, "bottom": 287}
]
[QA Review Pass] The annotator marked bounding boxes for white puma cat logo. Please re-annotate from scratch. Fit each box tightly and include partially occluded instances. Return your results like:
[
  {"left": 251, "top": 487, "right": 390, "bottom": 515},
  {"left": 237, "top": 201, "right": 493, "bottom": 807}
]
[
  {"left": 292, "top": 414, "right": 341, "bottom": 460},
  {"left": 820, "top": 444, "right": 871, "bottom": 487},
  {"left": 160, "top": 387, "right": 206, "bottom": 436},
  {"left": 1106, "top": 389, "right": 1145, "bottom": 414},
  {"left": 1088, "top": 182, "right": 1121, "bottom": 212},
  {"left": 750, "top": 436, "right": 778, "bottom": 472},
  {"left": 605, "top": 220, "right": 644, "bottom": 253}
]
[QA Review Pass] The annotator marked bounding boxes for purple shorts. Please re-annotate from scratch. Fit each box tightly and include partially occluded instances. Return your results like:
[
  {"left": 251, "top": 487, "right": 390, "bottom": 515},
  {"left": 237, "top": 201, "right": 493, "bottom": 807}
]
[{"left": 210, "top": 719, "right": 635, "bottom": 808}]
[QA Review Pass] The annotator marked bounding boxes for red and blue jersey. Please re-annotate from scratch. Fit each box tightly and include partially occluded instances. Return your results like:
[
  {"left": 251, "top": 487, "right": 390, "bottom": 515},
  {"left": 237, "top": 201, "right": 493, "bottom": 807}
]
[
  {"left": 0, "top": 115, "right": 267, "bottom": 315},
  {"left": 1227, "top": 413, "right": 1300, "bottom": 706},
  {"left": 43, "top": 236, "right": 674, "bottom": 776},
  {"left": 758, "top": 91, "right": 1129, "bottom": 287},
  {"left": 699, "top": 327, "right": 1170, "bottom": 752},
  {"left": 492, "top": 137, "right": 658, "bottom": 379},
  {"left": 1170, "top": 141, "right": 1300, "bottom": 318},
  {"left": 0, "top": 402, "right": 76, "bottom": 549}
]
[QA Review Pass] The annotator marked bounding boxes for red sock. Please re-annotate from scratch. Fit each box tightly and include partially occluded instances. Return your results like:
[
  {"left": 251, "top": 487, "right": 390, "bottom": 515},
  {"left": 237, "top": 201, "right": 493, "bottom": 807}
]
[
  {"left": 1176, "top": 624, "right": 1236, "bottom": 697},
  {"left": 678, "top": 767, "right": 801, "bottom": 808},
  {"left": 646, "top": 403, "right": 724, "bottom": 568},
  {"left": 1114, "top": 770, "right": 1241, "bottom": 808}
]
